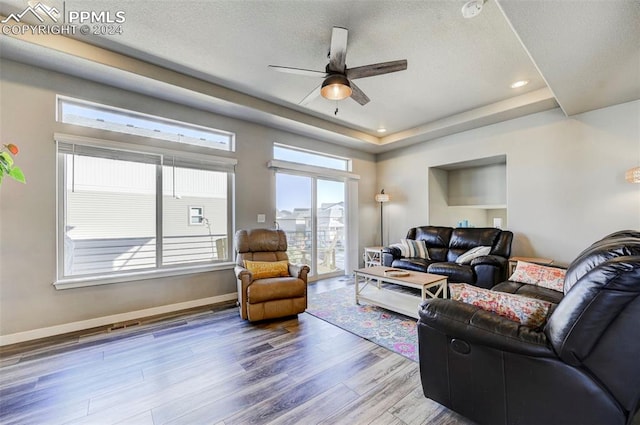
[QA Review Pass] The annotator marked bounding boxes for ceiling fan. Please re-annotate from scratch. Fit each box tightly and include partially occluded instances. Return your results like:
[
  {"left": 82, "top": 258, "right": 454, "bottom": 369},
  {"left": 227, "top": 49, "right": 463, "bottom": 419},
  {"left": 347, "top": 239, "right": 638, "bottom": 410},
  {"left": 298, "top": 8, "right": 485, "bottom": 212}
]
[{"left": 269, "top": 27, "right": 408, "bottom": 106}]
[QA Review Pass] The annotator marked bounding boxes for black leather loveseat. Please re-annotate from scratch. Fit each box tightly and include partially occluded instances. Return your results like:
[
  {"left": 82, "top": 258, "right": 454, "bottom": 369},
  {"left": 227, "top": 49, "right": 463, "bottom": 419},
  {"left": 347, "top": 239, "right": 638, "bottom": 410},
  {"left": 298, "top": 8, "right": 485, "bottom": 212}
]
[
  {"left": 382, "top": 226, "right": 513, "bottom": 289},
  {"left": 417, "top": 230, "right": 640, "bottom": 425}
]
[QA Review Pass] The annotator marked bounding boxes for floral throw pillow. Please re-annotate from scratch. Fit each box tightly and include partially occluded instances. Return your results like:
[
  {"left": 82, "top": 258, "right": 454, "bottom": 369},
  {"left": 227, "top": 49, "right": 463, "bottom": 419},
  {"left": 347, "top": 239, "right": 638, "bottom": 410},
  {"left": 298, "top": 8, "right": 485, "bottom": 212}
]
[
  {"left": 400, "top": 239, "right": 429, "bottom": 259},
  {"left": 449, "top": 283, "right": 553, "bottom": 328},
  {"left": 510, "top": 261, "right": 565, "bottom": 292}
]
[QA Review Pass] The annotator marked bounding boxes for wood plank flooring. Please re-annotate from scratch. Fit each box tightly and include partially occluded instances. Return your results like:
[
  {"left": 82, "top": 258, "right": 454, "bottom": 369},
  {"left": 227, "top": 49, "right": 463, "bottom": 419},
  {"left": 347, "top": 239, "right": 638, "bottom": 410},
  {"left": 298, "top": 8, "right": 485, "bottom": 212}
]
[{"left": 0, "top": 278, "right": 473, "bottom": 425}]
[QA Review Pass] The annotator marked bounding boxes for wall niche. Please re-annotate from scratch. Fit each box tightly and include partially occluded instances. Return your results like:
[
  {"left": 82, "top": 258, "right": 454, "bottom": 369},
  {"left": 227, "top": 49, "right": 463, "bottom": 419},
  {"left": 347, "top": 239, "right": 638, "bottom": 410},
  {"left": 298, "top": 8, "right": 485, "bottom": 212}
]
[{"left": 428, "top": 155, "right": 507, "bottom": 229}]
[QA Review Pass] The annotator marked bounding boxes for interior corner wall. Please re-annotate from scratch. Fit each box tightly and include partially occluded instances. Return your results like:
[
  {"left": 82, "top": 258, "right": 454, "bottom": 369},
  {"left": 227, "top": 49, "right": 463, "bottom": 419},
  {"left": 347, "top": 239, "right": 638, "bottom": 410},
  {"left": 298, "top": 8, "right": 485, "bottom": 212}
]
[
  {"left": 377, "top": 101, "right": 640, "bottom": 265},
  {"left": 0, "top": 59, "right": 376, "bottom": 337}
]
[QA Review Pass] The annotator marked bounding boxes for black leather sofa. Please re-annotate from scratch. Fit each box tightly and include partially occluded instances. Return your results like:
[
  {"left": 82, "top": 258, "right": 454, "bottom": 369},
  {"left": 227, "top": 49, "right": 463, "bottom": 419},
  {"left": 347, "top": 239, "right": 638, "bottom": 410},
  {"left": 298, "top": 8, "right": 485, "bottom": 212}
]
[
  {"left": 417, "top": 230, "right": 640, "bottom": 425},
  {"left": 382, "top": 226, "right": 513, "bottom": 289}
]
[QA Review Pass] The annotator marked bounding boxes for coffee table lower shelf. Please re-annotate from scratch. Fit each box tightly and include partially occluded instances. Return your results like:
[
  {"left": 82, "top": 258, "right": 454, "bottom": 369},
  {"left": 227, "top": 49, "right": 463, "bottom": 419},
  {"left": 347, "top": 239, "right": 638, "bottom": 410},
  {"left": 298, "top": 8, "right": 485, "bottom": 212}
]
[{"left": 356, "top": 285, "right": 423, "bottom": 319}]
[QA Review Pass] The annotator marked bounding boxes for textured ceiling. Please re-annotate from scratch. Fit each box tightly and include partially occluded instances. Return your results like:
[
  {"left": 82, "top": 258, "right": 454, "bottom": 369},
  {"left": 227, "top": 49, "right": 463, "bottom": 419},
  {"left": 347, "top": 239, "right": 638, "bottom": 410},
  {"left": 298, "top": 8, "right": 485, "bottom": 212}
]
[{"left": 0, "top": 0, "right": 638, "bottom": 153}]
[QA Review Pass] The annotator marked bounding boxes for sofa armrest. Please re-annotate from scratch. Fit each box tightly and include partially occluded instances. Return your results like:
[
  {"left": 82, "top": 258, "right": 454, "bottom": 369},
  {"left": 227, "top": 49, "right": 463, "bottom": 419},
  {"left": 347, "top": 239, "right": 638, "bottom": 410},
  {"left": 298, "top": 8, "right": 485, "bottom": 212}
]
[
  {"left": 418, "top": 298, "right": 555, "bottom": 358},
  {"left": 382, "top": 246, "right": 402, "bottom": 267},
  {"left": 470, "top": 254, "right": 508, "bottom": 268},
  {"left": 470, "top": 255, "right": 510, "bottom": 287},
  {"left": 289, "top": 263, "right": 310, "bottom": 281}
]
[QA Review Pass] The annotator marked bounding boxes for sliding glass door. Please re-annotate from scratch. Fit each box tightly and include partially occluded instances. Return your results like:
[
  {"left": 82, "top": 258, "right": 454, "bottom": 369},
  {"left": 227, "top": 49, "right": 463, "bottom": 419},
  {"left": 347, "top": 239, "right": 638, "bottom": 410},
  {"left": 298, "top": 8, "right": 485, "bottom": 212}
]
[{"left": 276, "top": 172, "right": 345, "bottom": 279}]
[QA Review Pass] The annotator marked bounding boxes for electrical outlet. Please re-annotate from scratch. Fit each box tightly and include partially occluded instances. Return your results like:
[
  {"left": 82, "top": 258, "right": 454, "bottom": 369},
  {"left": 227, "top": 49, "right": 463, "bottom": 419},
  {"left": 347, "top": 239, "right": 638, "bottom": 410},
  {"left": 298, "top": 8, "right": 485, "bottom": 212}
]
[{"left": 257, "top": 214, "right": 266, "bottom": 223}]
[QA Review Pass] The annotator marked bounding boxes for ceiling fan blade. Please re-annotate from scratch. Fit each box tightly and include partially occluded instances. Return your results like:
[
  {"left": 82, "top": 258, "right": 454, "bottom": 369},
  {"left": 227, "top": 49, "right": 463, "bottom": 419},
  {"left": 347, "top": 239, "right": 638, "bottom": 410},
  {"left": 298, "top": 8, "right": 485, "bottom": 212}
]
[
  {"left": 349, "top": 81, "right": 370, "bottom": 106},
  {"left": 299, "top": 83, "right": 322, "bottom": 105},
  {"left": 346, "top": 59, "right": 408, "bottom": 80},
  {"left": 268, "top": 65, "right": 327, "bottom": 78},
  {"left": 328, "top": 27, "right": 348, "bottom": 72}
]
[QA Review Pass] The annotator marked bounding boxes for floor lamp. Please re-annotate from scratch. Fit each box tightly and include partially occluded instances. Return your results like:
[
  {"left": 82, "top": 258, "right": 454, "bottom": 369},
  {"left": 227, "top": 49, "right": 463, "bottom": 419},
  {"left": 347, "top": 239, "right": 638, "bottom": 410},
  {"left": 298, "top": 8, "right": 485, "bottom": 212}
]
[{"left": 375, "top": 189, "right": 390, "bottom": 246}]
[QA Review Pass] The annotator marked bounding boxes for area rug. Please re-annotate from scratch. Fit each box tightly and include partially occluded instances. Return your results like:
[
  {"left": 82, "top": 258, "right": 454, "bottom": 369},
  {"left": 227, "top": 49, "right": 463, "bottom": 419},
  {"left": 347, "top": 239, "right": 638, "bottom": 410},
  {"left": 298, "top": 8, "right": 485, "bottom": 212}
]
[{"left": 306, "top": 286, "right": 419, "bottom": 362}]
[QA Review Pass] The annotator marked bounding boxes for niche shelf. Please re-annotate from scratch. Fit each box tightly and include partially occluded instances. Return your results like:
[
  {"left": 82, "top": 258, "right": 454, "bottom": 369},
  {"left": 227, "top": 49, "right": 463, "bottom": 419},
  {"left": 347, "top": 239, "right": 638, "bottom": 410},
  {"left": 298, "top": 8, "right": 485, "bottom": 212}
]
[{"left": 428, "top": 155, "right": 507, "bottom": 228}]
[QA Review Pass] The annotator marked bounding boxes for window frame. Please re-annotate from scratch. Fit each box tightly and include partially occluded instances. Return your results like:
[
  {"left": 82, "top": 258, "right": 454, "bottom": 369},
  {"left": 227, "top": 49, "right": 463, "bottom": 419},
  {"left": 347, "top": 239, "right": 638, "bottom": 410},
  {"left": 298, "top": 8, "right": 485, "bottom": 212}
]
[
  {"left": 57, "top": 95, "right": 236, "bottom": 152},
  {"left": 54, "top": 133, "right": 236, "bottom": 289},
  {"left": 273, "top": 143, "right": 351, "bottom": 172}
]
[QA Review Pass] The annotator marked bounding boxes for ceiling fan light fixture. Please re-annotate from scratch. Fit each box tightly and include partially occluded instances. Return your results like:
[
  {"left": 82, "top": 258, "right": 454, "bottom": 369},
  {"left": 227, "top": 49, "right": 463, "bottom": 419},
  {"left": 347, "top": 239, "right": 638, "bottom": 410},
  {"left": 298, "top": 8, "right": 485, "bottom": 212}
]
[{"left": 321, "top": 74, "right": 352, "bottom": 100}]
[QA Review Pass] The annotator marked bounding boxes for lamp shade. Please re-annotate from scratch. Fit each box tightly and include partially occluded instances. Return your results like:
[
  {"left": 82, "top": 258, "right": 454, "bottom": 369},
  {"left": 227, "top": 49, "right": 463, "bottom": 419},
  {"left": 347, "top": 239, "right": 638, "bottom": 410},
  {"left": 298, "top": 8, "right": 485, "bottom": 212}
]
[
  {"left": 320, "top": 75, "right": 352, "bottom": 100},
  {"left": 626, "top": 167, "right": 640, "bottom": 183},
  {"left": 375, "top": 192, "right": 390, "bottom": 203}
]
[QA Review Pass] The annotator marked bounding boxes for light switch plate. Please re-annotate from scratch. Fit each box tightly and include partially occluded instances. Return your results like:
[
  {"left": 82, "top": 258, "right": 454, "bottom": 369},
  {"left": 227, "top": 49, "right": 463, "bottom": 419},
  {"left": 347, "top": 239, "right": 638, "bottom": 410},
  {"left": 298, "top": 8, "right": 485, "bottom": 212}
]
[{"left": 257, "top": 214, "right": 266, "bottom": 223}]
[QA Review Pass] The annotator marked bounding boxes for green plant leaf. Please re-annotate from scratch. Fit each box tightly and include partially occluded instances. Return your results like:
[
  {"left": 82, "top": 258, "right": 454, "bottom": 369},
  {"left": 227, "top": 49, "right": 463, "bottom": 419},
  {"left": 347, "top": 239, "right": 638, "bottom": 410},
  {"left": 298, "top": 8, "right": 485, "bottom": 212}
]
[
  {"left": 0, "top": 152, "right": 13, "bottom": 167},
  {"left": 8, "top": 166, "right": 25, "bottom": 183},
  {"left": 0, "top": 161, "right": 9, "bottom": 174}
]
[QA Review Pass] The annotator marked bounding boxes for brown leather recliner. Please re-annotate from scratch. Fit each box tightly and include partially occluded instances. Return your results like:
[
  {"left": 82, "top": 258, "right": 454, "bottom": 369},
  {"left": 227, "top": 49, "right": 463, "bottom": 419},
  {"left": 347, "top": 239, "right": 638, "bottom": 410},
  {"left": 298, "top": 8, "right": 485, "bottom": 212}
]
[{"left": 234, "top": 228, "right": 309, "bottom": 322}]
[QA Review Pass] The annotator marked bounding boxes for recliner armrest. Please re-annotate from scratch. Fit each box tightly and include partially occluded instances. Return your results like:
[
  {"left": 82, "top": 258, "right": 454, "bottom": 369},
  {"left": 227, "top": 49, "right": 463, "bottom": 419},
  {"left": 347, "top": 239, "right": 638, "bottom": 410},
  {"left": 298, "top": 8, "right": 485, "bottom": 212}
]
[
  {"left": 234, "top": 265, "right": 253, "bottom": 282},
  {"left": 288, "top": 263, "right": 310, "bottom": 281},
  {"left": 418, "top": 298, "right": 555, "bottom": 358}
]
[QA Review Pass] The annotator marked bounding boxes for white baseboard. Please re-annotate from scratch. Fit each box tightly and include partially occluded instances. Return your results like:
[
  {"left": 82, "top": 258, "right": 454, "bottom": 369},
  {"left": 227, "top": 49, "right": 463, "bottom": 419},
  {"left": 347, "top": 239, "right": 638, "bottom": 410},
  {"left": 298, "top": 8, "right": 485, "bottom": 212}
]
[{"left": 0, "top": 293, "right": 238, "bottom": 347}]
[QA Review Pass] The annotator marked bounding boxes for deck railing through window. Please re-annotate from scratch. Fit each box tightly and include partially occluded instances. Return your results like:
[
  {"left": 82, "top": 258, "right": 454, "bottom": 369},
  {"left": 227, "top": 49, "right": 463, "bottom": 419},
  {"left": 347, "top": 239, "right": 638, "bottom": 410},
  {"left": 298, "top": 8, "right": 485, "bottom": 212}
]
[
  {"left": 64, "top": 234, "right": 227, "bottom": 276},
  {"left": 282, "top": 229, "right": 345, "bottom": 274}
]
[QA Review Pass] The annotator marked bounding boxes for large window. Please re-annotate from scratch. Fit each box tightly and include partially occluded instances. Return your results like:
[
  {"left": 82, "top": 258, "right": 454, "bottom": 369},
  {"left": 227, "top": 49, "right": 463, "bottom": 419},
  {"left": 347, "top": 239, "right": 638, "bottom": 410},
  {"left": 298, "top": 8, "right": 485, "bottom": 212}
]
[
  {"left": 56, "top": 98, "right": 236, "bottom": 287},
  {"left": 57, "top": 141, "right": 234, "bottom": 283}
]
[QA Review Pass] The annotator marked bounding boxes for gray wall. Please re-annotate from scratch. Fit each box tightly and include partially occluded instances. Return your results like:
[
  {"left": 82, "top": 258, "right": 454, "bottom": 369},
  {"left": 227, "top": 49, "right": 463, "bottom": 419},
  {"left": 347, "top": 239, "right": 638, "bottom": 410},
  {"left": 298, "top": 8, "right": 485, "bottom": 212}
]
[
  {"left": 378, "top": 102, "right": 640, "bottom": 265},
  {"left": 0, "top": 60, "right": 377, "bottom": 336},
  {"left": 2, "top": 56, "right": 638, "bottom": 338}
]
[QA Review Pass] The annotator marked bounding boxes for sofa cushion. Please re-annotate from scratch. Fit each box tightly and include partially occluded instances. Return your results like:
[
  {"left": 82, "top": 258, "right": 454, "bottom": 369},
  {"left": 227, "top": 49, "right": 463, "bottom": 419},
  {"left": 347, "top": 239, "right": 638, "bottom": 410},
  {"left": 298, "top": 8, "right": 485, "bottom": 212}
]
[
  {"left": 450, "top": 283, "right": 553, "bottom": 328},
  {"left": 247, "top": 276, "right": 305, "bottom": 303},
  {"left": 563, "top": 232, "right": 640, "bottom": 293},
  {"left": 401, "top": 238, "right": 429, "bottom": 259},
  {"left": 392, "top": 257, "right": 432, "bottom": 272},
  {"left": 493, "top": 281, "right": 564, "bottom": 304},
  {"left": 456, "top": 246, "right": 491, "bottom": 265},
  {"left": 510, "top": 261, "right": 566, "bottom": 292},
  {"left": 428, "top": 262, "right": 474, "bottom": 283},
  {"left": 447, "top": 228, "right": 502, "bottom": 262},
  {"left": 413, "top": 226, "right": 451, "bottom": 261}
]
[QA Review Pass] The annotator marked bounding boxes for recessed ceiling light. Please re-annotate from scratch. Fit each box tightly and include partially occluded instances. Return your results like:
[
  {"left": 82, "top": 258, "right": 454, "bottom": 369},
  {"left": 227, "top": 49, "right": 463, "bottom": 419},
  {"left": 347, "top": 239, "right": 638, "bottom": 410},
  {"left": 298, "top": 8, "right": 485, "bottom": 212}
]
[
  {"left": 461, "top": 0, "right": 486, "bottom": 19},
  {"left": 377, "top": 128, "right": 387, "bottom": 133},
  {"left": 510, "top": 80, "right": 529, "bottom": 89}
]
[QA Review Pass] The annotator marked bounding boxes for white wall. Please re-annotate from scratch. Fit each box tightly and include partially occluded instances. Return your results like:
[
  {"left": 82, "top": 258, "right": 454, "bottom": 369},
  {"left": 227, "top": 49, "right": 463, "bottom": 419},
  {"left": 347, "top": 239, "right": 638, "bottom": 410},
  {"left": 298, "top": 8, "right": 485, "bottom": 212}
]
[
  {"left": 378, "top": 102, "right": 640, "bottom": 265},
  {"left": 0, "top": 60, "right": 377, "bottom": 337}
]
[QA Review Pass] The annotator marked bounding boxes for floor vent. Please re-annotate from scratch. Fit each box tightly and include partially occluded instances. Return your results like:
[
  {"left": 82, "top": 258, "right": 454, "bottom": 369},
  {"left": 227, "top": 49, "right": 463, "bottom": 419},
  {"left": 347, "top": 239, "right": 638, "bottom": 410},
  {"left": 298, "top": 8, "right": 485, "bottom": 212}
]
[{"left": 108, "top": 321, "right": 141, "bottom": 331}]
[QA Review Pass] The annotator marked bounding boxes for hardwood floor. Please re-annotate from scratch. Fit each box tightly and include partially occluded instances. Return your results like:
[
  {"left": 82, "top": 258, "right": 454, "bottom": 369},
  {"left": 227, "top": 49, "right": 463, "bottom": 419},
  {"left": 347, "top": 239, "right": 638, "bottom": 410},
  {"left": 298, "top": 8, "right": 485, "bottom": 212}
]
[{"left": 0, "top": 278, "right": 472, "bottom": 425}]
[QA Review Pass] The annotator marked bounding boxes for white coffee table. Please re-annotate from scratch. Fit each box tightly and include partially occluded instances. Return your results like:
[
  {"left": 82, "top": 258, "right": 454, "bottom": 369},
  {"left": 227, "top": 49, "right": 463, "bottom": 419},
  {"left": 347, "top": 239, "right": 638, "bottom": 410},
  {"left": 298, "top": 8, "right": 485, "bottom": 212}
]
[{"left": 354, "top": 266, "right": 448, "bottom": 319}]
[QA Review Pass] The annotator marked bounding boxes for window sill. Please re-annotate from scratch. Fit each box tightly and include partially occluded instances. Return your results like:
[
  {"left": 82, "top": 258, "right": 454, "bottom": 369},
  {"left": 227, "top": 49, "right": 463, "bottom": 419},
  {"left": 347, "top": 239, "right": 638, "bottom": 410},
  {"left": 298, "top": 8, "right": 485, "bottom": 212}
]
[{"left": 54, "top": 262, "right": 236, "bottom": 290}]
